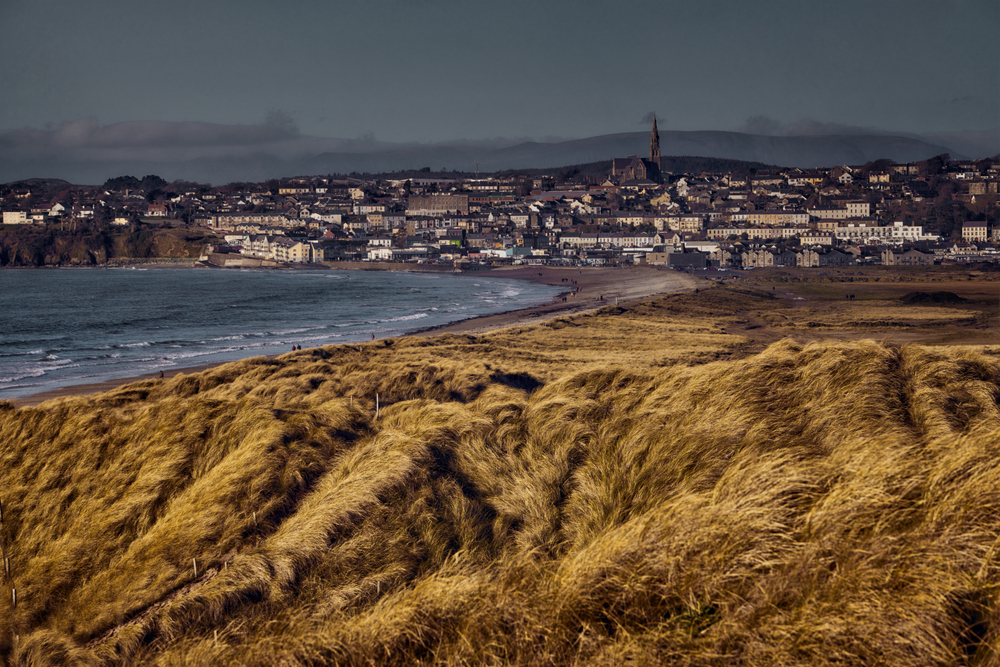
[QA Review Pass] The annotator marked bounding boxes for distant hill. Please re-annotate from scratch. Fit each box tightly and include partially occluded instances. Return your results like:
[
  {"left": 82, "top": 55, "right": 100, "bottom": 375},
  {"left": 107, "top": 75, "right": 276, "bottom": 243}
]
[
  {"left": 915, "top": 128, "right": 999, "bottom": 161},
  {"left": 296, "top": 131, "right": 960, "bottom": 178},
  {"left": 484, "top": 130, "right": 962, "bottom": 171},
  {"left": 0, "top": 127, "right": 987, "bottom": 185},
  {"left": 368, "top": 156, "right": 779, "bottom": 182},
  {"left": 0, "top": 177, "right": 74, "bottom": 192}
]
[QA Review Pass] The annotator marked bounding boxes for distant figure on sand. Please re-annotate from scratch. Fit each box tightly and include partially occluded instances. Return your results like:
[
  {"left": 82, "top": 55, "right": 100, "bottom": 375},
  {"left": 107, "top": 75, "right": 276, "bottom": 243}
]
[{"left": 372, "top": 334, "right": 375, "bottom": 340}]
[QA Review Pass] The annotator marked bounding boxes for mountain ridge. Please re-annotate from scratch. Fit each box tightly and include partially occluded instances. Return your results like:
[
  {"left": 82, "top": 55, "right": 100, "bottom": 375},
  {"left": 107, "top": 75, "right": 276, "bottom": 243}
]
[{"left": 1, "top": 126, "right": 994, "bottom": 185}]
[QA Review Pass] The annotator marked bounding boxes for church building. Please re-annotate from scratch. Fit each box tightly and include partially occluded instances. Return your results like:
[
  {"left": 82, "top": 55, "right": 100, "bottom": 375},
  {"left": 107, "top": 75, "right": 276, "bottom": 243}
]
[{"left": 612, "top": 116, "right": 663, "bottom": 185}]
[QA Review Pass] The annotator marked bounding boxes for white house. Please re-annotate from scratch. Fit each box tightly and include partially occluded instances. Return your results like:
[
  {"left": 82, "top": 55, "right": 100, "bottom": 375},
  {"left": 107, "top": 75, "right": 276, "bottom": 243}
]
[{"left": 2, "top": 211, "right": 30, "bottom": 225}]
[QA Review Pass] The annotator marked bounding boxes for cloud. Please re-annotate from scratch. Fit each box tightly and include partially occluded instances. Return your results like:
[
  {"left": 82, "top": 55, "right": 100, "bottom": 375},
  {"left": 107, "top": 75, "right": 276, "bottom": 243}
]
[
  {"left": 1, "top": 114, "right": 302, "bottom": 158},
  {"left": 738, "top": 115, "right": 880, "bottom": 137},
  {"left": 739, "top": 115, "right": 783, "bottom": 136},
  {"left": 264, "top": 109, "right": 300, "bottom": 137},
  {"left": 639, "top": 112, "right": 657, "bottom": 125},
  {"left": 0, "top": 114, "right": 380, "bottom": 184},
  {"left": 51, "top": 117, "right": 101, "bottom": 148},
  {"left": 782, "top": 118, "right": 880, "bottom": 136}
]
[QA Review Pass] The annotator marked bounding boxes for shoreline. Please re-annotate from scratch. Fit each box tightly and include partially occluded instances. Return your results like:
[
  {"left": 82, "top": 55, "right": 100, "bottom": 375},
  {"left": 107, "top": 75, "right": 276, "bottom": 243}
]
[
  {"left": 8, "top": 265, "right": 701, "bottom": 408},
  {"left": 0, "top": 259, "right": 205, "bottom": 270}
]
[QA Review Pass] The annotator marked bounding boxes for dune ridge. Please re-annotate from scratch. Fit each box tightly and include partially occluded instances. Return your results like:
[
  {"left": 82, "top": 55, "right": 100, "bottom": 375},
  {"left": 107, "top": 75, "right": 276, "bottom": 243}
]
[{"left": 3, "top": 285, "right": 1000, "bottom": 665}]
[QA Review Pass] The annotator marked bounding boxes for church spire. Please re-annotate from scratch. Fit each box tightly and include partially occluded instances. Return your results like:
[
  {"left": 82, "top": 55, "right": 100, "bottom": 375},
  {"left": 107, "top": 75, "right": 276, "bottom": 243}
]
[{"left": 649, "top": 114, "right": 661, "bottom": 166}]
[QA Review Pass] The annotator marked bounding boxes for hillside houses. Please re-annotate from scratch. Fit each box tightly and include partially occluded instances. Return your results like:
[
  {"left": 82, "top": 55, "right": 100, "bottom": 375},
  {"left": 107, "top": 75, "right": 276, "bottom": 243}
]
[{"left": 2, "top": 155, "right": 998, "bottom": 268}]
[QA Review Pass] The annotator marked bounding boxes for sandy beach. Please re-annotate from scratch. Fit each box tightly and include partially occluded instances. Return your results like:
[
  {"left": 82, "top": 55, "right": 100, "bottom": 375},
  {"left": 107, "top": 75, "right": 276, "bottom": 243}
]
[
  {"left": 8, "top": 264, "right": 700, "bottom": 407},
  {"left": 414, "top": 265, "right": 700, "bottom": 335}
]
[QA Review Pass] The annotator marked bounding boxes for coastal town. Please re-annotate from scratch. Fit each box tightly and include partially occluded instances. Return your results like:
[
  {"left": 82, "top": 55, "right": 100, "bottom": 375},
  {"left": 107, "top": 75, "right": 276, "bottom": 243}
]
[{"left": 2, "top": 122, "right": 998, "bottom": 270}]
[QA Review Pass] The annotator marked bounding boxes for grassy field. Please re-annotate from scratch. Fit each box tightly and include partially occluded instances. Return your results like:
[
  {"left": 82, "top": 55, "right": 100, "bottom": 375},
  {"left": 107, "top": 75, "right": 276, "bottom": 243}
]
[{"left": 3, "top": 270, "right": 1000, "bottom": 665}]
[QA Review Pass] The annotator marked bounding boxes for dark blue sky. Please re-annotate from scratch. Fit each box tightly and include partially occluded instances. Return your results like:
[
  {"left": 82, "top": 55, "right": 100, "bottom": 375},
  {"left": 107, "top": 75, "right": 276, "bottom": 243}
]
[{"left": 1, "top": 0, "right": 997, "bottom": 142}]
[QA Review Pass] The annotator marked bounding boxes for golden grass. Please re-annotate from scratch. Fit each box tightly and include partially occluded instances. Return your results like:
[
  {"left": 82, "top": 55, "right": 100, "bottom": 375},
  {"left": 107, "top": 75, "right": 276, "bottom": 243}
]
[
  {"left": 774, "top": 302, "right": 981, "bottom": 331},
  {"left": 3, "top": 285, "right": 1000, "bottom": 665}
]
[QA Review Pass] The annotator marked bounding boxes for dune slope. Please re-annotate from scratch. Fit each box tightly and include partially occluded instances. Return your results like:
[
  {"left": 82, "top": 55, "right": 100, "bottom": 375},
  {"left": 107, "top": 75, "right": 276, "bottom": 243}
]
[{"left": 2, "top": 307, "right": 1000, "bottom": 664}]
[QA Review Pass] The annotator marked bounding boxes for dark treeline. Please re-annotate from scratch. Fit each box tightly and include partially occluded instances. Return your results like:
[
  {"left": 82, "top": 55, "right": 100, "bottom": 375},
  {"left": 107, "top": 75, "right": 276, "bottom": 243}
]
[{"left": 102, "top": 175, "right": 168, "bottom": 193}]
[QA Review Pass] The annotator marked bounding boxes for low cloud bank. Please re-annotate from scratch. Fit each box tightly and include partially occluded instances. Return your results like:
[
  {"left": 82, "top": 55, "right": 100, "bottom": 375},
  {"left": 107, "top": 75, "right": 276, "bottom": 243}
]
[
  {"left": 739, "top": 115, "right": 882, "bottom": 137},
  {"left": 0, "top": 115, "right": 992, "bottom": 185},
  {"left": 0, "top": 114, "right": 301, "bottom": 155},
  {"left": 740, "top": 115, "right": 998, "bottom": 158}
]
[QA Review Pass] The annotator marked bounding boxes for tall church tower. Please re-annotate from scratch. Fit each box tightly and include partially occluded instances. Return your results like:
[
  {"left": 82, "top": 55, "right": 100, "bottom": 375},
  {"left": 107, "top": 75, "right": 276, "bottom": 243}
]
[{"left": 649, "top": 115, "right": 661, "bottom": 168}]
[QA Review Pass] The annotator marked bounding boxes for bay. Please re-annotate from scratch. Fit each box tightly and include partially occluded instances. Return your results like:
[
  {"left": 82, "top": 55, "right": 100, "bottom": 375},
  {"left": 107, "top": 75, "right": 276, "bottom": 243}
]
[{"left": 0, "top": 268, "right": 562, "bottom": 399}]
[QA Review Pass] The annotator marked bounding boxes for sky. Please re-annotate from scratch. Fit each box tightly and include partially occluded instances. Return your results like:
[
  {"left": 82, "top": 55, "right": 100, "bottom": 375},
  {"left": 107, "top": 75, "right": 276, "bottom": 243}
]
[{"left": 0, "top": 0, "right": 997, "bottom": 146}]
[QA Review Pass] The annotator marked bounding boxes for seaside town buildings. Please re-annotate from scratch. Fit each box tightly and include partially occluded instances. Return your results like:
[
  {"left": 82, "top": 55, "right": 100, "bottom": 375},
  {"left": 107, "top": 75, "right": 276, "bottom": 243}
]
[{"left": 2, "top": 124, "right": 998, "bottom": 269}]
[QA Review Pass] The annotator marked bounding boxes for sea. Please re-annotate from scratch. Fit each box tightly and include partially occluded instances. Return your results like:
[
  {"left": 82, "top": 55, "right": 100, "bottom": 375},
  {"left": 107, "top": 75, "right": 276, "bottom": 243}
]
[{"left": 0, "top": 267, "right": 563, "bottom": 400}]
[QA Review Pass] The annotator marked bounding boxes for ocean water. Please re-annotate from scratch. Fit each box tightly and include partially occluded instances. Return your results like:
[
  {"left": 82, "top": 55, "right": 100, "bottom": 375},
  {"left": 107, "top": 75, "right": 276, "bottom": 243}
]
[{"left": 0, "top": 268, "right": 562, "bottom": 400}]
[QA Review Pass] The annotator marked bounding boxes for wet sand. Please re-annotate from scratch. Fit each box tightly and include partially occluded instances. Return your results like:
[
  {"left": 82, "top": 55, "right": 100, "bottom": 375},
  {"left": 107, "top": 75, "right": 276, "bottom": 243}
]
[
  {"left": 10, "top": 265, "right": 701, "bottom": 407},
  {"left": 413, "top": 265, "right": 700, "bottom": 335}
]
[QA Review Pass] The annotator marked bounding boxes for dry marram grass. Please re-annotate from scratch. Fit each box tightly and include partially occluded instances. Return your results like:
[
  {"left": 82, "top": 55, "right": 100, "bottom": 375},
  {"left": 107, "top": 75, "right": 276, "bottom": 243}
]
[{"left": 2, "top": 285, "right": 1000, "bottom": 665}]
